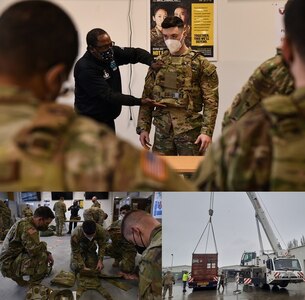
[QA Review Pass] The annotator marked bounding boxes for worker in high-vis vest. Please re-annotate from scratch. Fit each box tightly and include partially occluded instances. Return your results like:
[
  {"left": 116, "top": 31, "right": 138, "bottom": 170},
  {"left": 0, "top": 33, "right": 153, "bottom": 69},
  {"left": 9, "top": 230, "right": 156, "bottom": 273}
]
[{"left": 182, "top": 271, "right": 189, "bottom": 293}]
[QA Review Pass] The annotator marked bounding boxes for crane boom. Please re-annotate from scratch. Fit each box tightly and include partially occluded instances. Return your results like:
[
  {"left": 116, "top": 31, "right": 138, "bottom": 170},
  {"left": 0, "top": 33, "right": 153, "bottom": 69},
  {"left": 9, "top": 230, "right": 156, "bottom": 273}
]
[{"left": 246, "top": 192, "right": 285, "bottom": 256}]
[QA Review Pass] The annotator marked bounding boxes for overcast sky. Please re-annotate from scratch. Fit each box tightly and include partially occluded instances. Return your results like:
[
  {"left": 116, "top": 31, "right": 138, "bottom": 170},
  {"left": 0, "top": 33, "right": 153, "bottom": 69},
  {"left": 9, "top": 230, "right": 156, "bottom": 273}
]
[{"left": 162, "top": 192, "right": 305, "bottom": 268}]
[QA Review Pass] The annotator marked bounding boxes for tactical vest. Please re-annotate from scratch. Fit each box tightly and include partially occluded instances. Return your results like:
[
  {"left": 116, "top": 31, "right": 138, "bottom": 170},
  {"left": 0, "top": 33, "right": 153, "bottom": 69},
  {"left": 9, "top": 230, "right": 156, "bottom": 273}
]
[
  {"left": 262, "top": 88, "right": 305, "bottom": 190},
  {"left": 51, "top": 270, "right": 76, "bottom": 287},
  {"left": 0, "top": 102, "right": 76, "bottom": 190},
  {"left": 152, "top": 50, "right": 216, "bottom": 112}
]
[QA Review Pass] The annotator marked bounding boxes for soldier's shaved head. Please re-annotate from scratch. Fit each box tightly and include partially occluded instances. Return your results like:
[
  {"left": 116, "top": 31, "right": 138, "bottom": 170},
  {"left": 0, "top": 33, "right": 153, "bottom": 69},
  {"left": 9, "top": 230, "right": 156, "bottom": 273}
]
[{"left": 121, "top": 210, "right": 160, "bottom": 247}]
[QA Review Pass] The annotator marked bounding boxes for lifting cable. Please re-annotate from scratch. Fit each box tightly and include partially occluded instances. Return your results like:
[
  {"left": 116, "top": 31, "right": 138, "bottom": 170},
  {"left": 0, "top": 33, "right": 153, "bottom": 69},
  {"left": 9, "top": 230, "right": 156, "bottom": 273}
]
[{"left": 193, "top": 192, "right": 218, "bottom": 254}]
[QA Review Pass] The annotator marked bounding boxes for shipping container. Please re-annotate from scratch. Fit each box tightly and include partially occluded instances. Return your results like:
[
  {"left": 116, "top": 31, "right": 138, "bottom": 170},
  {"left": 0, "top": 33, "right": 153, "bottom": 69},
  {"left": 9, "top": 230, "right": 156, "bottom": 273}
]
[{"left": 188, "top": 253, "right": 218, "bottom": 289}]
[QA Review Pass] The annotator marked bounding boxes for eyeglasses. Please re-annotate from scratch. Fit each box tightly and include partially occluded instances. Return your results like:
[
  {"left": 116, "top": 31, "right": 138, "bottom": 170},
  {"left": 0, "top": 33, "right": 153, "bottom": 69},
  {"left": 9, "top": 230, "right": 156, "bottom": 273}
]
[{"left": 95, "top": 41, "right": 115, "bottom": 52}]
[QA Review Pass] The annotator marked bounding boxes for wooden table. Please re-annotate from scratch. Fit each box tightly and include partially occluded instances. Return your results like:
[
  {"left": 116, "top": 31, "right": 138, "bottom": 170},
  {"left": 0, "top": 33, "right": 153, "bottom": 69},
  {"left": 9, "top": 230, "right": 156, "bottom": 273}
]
[{"left": 161, "top": 156, "right": 204, "bottom": 173}]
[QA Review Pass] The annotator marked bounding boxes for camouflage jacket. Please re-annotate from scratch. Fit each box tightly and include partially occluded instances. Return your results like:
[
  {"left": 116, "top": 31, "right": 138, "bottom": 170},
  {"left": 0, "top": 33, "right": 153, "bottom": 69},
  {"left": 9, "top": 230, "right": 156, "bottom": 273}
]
[
  {"left": 137, "top": 49, "right": 219, "bottom": 137},
  {"left": 0, "top": 86, "right": 195, "bottom": 191},
  {"left": 107, "top": 219, "right": 136, "bottom": 252},
  {"left": 222, "top": 52, "right": 294, "bottom": 129},
  {"left": 83, "top": 207, "right": 106, "bottom": 226},
  {"left": 91, "top": 201, "right": 101, "bottom": 209},
  {"left": 71, "top": 224, "right": 107, "bottom": 267},
  {"left": 22, "top": 207, "right": 33, "bottom": 218},
  {"left": 53, "top": 201, "right": 66, "bottom": 218},
  {"left": 193, "top": 87, "right": 305, "bottom": 191},
  {"left": 0, "top": 200, "right": 11, "bottom": 229},
  {"left": 162, "top": 272, "right": 175, "bottom": 286},
  {"left": 139, "top": 225, "right": 162, "bottom": 300},
  {"left": 0, "top": 217, "right": 48, "bottom": 269}
]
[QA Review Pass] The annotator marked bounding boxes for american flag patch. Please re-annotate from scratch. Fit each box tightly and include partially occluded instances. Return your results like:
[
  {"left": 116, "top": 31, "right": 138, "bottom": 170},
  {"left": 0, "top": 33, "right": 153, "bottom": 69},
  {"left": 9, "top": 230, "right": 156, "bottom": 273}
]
[{"left": 141, "top": 151, "right": 167, "bottom": 181}]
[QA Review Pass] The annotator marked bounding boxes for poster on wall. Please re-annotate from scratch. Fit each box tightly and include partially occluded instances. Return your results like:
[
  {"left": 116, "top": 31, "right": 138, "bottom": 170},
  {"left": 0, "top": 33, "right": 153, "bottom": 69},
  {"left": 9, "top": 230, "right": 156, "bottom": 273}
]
[
  {"left": 152, "top": 192, "right": 162, "bottom": 219},
  {"left": 273, "top": 1, "right": 286, "bottom": 49},
  {"left": 150, "top": 0, "right": 217, "bottom": 61}
]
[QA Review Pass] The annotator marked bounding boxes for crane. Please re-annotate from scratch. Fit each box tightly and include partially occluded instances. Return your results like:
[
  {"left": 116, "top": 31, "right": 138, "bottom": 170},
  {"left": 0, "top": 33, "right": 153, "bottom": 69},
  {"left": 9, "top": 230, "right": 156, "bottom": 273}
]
[{"left": 239, "top": 192, "right": 304, "bottom": 288}]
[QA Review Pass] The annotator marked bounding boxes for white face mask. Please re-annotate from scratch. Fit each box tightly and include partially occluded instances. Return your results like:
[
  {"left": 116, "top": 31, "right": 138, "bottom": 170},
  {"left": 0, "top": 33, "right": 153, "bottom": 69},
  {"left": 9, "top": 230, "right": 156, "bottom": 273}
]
[
  {"left": 84, "top": 234, "right": 94, "bottom": 241},
  {"left": 165, "top": 38, "right": 182, "bottom": 54}
]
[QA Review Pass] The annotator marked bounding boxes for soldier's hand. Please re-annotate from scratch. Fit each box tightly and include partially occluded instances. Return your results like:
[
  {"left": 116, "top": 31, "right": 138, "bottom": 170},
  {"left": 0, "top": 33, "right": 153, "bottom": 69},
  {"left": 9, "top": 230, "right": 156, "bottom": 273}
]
[
  {"left": 150, "top": 59, "right": 164, "bottom": 71},
  {"left": 195, "top": 134, "right": 212, "bottom": 154},
  {"left": 139, "top": 131, "right": 151, "bottom": 150},
  {"left": 96, "top": 259, "right": 104, "bottom": 271},
  {"left": 141, "top": 98, "right": 166, "bottom": 108},
  {"left": 47, "top": 253, "right": 54, "bottom": 265}
]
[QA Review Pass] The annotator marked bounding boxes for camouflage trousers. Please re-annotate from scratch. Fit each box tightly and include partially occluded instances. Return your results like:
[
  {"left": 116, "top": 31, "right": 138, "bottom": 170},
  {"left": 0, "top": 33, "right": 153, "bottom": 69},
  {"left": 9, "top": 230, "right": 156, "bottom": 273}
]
[
  {"left": 55, "top": 216, "right": 65, "bottom": 235},
  {"left": 163, "top": 284, "right": 173, "bottom": 298},
  {"left": 152, "top": 126, "right": 201, "bottom": 155},
  {"left": 1, "top": 251, "right": 48, "bottom": 283},
  {"left": 70, "top": 251, "right": 98, "bottom": 273},
  {"left": 105, "top": 244, "right": 136, "bottom": 273}
]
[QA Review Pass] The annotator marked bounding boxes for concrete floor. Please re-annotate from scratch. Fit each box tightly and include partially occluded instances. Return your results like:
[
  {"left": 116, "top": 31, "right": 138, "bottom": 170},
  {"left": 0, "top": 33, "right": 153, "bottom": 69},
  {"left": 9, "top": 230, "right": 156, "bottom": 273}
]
[
  {"left": 165, "top": 280, "right": 305, "bottom": 300},
  {"left": 0, "top": 231, "right": 139, "bottom": 300}
]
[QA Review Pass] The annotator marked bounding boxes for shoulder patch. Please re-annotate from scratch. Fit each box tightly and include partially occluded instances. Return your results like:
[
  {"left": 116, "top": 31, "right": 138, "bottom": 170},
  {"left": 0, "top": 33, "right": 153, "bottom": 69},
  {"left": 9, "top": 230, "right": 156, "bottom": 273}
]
[{"left": 140, "top": 151, "right": 168, "bottom": 182}]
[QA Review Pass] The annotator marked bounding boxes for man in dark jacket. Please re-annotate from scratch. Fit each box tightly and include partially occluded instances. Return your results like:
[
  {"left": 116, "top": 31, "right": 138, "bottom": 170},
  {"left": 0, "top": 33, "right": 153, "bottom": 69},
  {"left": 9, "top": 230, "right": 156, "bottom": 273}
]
[{"left": 74, "top": 28, "right": 163, "bottom": 131}]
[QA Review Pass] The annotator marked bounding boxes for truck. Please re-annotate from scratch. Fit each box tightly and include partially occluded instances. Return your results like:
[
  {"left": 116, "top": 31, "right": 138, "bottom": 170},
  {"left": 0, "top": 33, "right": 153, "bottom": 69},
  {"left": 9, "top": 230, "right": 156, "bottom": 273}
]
[
  {"left": 239, "top": 192, "right": 304, "bottom": 288},
  {"left": 188, "top": 253, "right": 219, "bottom": 289}
]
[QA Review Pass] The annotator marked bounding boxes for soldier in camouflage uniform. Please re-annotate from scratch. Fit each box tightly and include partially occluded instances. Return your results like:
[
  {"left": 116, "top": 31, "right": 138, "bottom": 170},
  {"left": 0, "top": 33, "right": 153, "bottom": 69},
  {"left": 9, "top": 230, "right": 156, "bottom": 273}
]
[
  {"left": 106, "top": 205, "right": 137, "bottom": 273},
  {"left": 83, "top": 207, "right": 107, "bottom": 227},
  {"left": 137, "top": 16, "right": 218, "bottom": 155},
  {"left": 91, "top": 196, "right": 101, "bottom": 208},
  {"left": 53, "top": 197, "right": 67, "bottom": 236},
  {"left": 193, "top": 0, "right": 305, "bottom": 191},
  {"left": 0, "top": 1, "right": 195, "bottom": 192},
  {"left": 22, "top": 204, "right": 33, "bottom": 218},
  {"left": 0, "top": 200, "right": 12, "bottom": 240},
  {"left": 70, "top": 220, "right": 108, "bottom": 273},
  {"left": 0, "top": 206, "right": 55, "bottom": 286},
  {"left": 122, "top": 210, "right": 161, "bottom": 300},
  {"left": 162, "top": 270, "right": 175, "bottom": 299},
  {"left": 222, "top": 48, "right": 294, "bottom": 129}
]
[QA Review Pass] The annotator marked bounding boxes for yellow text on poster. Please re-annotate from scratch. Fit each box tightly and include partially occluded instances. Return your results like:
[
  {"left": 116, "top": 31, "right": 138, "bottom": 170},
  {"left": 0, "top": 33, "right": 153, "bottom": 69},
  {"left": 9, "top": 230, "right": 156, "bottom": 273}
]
[{"left": 191, "top": 3, "right": 214, "bottom": 47}]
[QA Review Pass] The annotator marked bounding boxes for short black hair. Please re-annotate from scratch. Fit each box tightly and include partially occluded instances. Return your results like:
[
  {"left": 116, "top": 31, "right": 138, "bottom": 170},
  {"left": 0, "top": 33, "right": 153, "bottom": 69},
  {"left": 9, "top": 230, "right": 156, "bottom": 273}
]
[
  {"left": 0, "top": 0, "right": 78, "bottom": 77},
  {"left": 86, "top": 28, "right": 108, "bottom": 47},
  {"left": 284, "top": 0, "right": 305, "bottom": 63},
  {"left": 34, "top": 206, "right": 55, "bottom": 219},
  {"left": 83, "top": 220, "right": 96, "bottom": 235},
  {"left": 161, "top": 16, "right": 184, "bottom": 30},
  {"left": 120, "top": 204, "right": 131, "bottom": 212},
  {"left": 175, "top": 5, "right": 188, "bottom": 12}
]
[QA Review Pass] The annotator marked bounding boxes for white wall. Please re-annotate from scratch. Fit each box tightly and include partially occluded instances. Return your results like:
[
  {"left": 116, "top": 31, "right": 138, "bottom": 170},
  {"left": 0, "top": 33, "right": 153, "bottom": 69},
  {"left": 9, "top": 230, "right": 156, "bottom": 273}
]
[
  {"left": 36, "top": 191, "right": 153, "bottom": 228},
  {"left": 0, "top": 0, "right": 287, "bottom": 145}
]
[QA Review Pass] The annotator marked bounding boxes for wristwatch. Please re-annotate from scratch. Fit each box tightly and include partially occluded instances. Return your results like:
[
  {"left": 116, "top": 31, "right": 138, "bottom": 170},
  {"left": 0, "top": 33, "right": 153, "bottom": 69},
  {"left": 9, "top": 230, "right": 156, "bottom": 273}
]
[{"left": 136, "top": 127, "right": 144, "bottom": 135}]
